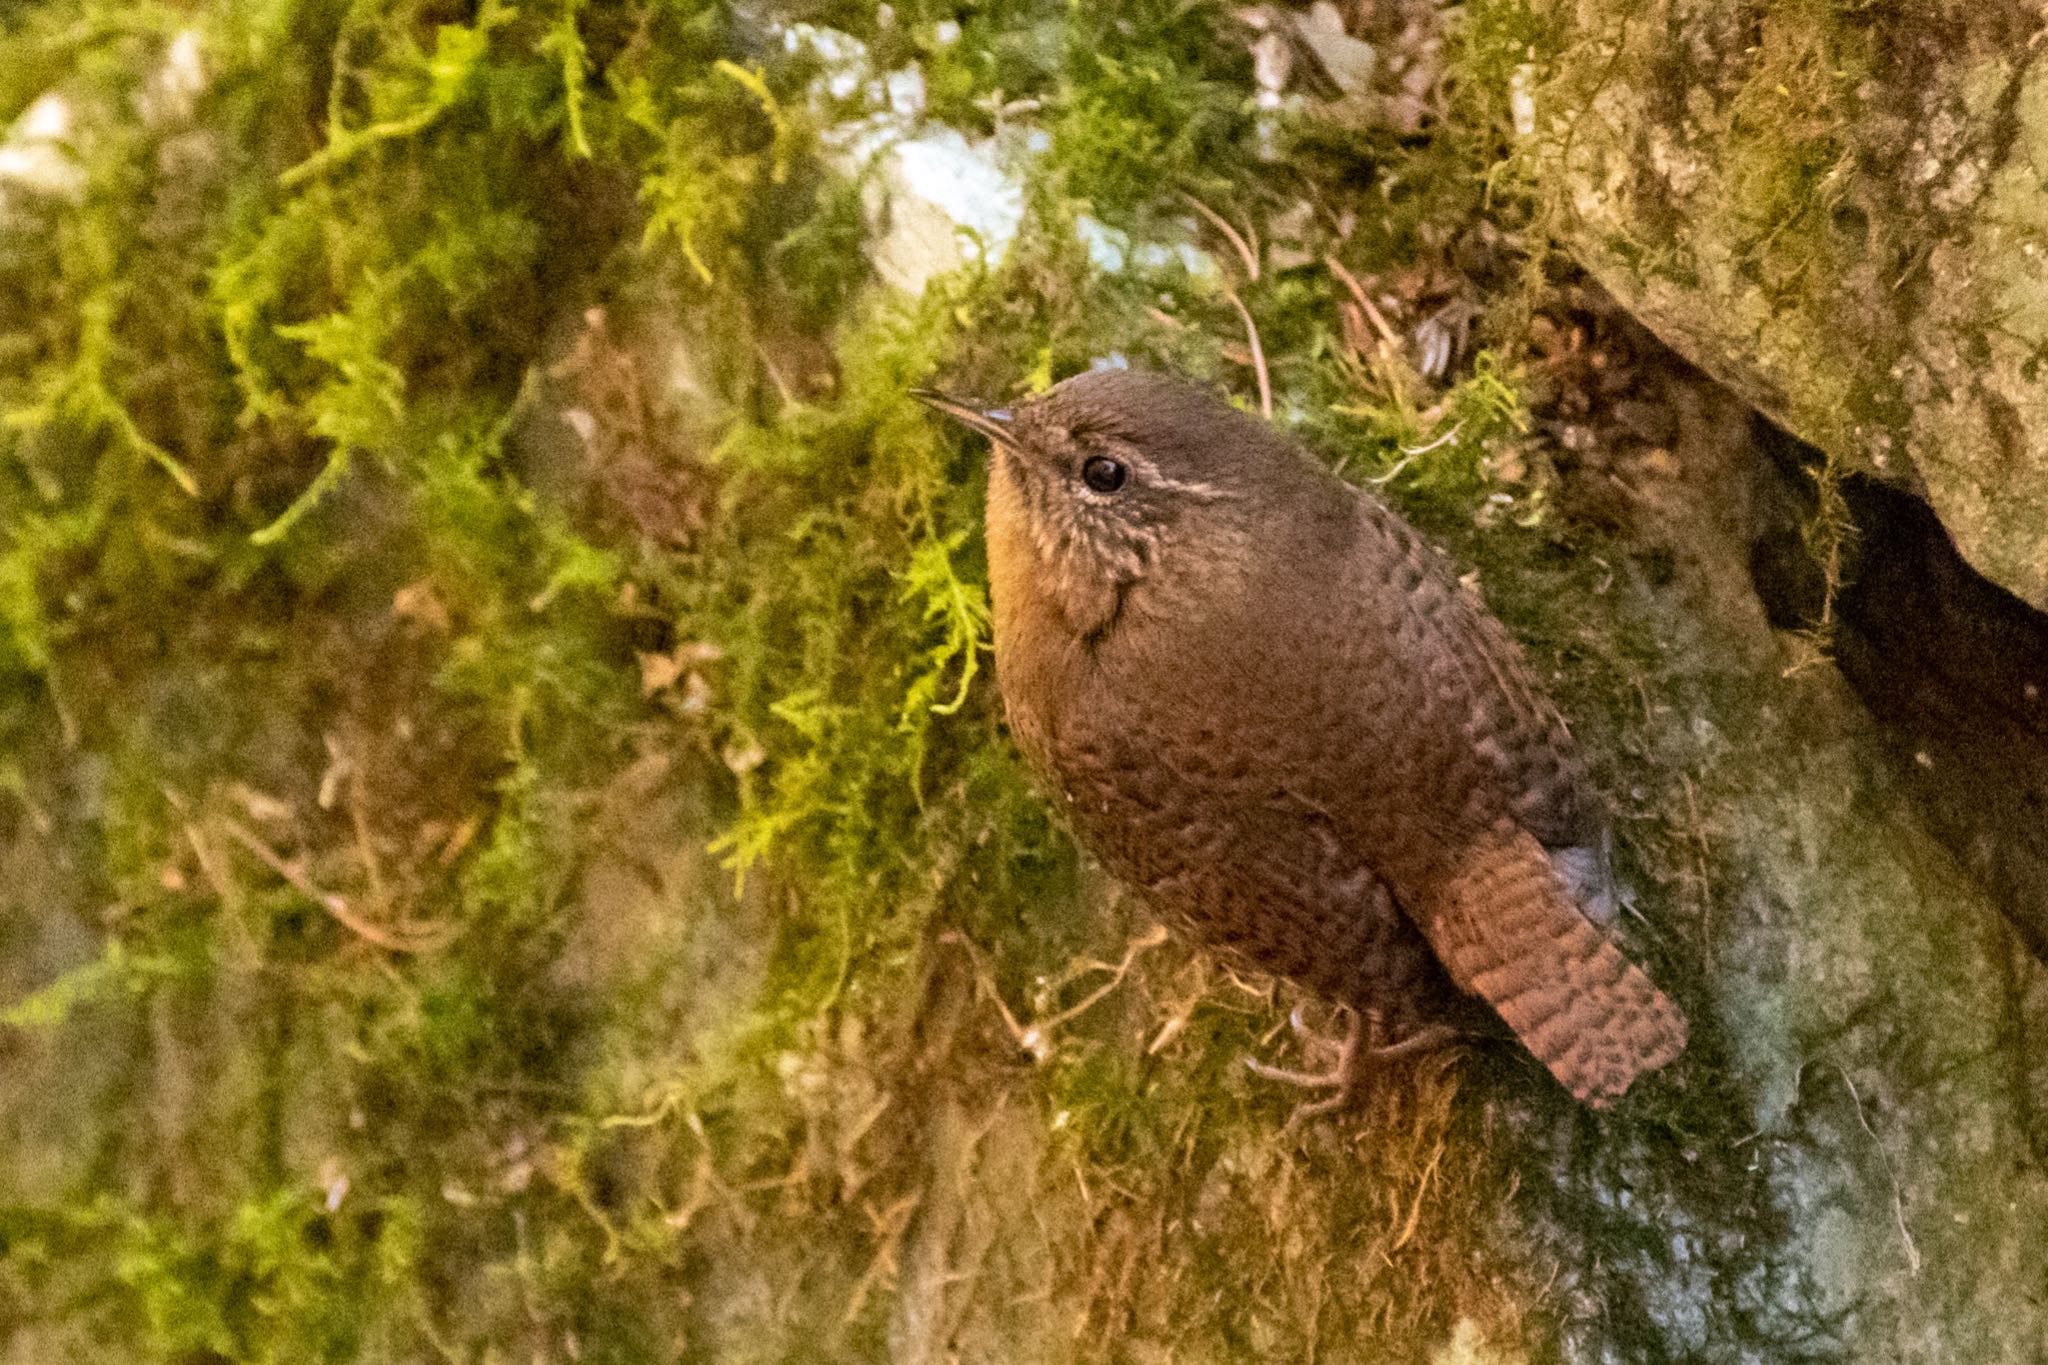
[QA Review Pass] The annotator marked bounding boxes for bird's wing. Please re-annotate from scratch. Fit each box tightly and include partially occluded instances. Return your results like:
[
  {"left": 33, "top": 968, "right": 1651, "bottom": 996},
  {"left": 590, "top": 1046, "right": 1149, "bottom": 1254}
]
[
  {"left": 1353, "top": 495, "right": 1599, "bottom": 849},
  {"left": 1341, "top": 494, "right": 1684, "bottom": 1102},
  {"left": 1415, "top": 821, "right": 1686, "bottom": 1105}
]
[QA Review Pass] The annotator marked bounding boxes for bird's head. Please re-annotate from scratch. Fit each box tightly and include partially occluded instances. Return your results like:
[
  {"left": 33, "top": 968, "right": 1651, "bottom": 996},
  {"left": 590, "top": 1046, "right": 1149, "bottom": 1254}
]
[{"left": 913, "top": 369, "right": 1287, "bottom": 639}]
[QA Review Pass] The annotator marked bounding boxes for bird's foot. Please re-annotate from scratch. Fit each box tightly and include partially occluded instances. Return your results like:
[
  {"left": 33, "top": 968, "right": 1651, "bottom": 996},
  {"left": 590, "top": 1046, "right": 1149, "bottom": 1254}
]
[
  {"left": 1245, "top": 1007, "right": 1459, "bottom": 1126},
  {"left": 1243, "top": 1004, "right": 1352, "bottom": 1085}
]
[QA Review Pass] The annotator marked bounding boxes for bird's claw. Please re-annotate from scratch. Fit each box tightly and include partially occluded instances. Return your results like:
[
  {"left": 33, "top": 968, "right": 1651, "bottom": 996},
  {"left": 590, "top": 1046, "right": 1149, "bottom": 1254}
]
[
  {"left": 1243, "top": 1055, "right": 1349, "bottom": 1089},
  {"left": 1244, "top": 1009, "right": 1460, "bottom": 1127},
  {"left": 1282, "top": 1003, "right": 1342, "bottom": 1059}
]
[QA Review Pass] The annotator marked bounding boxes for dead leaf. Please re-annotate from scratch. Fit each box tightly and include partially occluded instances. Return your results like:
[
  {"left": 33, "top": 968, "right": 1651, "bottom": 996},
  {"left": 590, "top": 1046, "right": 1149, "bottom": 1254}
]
[{"left": 392, "top": 579, "right": 452, "bottom": 633}]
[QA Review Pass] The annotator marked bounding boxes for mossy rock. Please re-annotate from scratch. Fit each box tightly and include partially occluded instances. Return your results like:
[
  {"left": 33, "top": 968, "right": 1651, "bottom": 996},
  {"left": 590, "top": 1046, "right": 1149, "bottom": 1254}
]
[
  {"left": 1, "top": 1, "right": 2046, "bottom": 1361},
  {"left": 1508, "top": 0, "right": 2048, "bottom": 608}
]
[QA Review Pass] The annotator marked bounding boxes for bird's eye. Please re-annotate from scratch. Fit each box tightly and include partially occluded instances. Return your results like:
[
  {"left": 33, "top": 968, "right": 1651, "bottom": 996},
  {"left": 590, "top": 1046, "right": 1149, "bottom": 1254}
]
[{"left": 1081, "top": 456, "right": 1127, "bottom": 494}]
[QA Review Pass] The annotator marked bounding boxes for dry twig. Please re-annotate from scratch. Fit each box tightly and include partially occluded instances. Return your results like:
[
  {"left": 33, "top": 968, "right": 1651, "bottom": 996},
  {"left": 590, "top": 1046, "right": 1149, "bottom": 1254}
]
[
  {"left": 219, "top": 816, "right": 457, "bottom": 953},
  {"left": 945, "top": 925, "right": 1168, "bottom": 1061},
  {"left": 1182, "top": 192, "right": 1260, "bottom": 281},
  {"left": 1226, "top": 289, "right": 1273, "bottom": 421}
]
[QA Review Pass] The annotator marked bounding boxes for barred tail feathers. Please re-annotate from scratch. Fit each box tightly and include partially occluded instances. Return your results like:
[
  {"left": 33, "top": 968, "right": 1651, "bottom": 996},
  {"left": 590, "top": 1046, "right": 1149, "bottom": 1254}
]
[{"left": 1417, "top": 825, "right": 1687, "bottom": 1106}]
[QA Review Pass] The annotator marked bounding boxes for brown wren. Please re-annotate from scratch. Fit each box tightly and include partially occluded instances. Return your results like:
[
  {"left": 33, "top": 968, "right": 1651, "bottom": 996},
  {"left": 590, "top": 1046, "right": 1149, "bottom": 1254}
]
[{"left": 913, "top": 369, "right": 1686, "bottom": 1110}]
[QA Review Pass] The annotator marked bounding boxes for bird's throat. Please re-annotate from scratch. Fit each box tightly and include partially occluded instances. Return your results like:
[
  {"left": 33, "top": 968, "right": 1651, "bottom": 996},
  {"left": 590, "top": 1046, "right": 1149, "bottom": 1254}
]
[{"left": 986, "top": 453, "right": 1126, "bottom": 643}]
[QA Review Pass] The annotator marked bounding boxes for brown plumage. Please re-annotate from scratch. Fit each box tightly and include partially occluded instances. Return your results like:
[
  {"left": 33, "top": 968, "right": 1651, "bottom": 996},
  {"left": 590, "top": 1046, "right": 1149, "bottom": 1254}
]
[{"left": 913, "top": 370, "right": 1686, "bottom": 1109}]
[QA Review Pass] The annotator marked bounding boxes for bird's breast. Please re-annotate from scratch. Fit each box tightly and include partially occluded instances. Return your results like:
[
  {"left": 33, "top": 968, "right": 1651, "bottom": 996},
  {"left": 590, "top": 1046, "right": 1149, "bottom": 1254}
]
[{"left": 985, "top": 462, "right": 1085, "bottom": 782}]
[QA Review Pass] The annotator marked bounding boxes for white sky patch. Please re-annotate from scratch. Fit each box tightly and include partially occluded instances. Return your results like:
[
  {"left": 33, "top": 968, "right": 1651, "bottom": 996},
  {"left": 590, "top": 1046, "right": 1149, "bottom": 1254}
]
[
  {"left": 1077, "top": 213, "right": 1220, "bottom": 282},
  {"left": 1510, "top": 63, "right": 1537, "bottom": 139},
  {"left": 785, "top": 22, "right": 868, "bottom": 100},
  {"left": 883, "top": 66, "right": 926, "bottom": 119},
  {"left": 782, "top": 21, "right": 1034, "bottom": 298},
  {"left": 0, "top": 93, "right": 85, "bottom": 201},
  {"left": 141, "top": 29, "right": 207, "bottom": 125},
  {"left": 18, "top": 92, "right": 69, "bottom": 142},
  {"left": 1076, "top": 215, "right": 1129, "bottom": 272},
  {"left": 891, "top": 129, "right": 1025, "bottom": 248}
]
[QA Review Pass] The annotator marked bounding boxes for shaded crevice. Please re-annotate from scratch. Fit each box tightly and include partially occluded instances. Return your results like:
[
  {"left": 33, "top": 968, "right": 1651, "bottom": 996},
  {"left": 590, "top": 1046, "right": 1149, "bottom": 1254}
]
[{"left": 1746, "top": 419, "right": 2048, "bottom": 962}]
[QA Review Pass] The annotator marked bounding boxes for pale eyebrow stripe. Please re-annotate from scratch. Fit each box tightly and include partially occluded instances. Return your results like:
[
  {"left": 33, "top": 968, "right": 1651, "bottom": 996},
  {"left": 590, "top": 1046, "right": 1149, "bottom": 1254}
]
[
  {"left": 1124, "top": 451, "right": 1236, "bottom": 502},
  {"left": 1061, "top": 436, "right": 1239, "bottom": 502},
  {"left": 1149, "top": 475, "right": 1235, "bottom": 501}
]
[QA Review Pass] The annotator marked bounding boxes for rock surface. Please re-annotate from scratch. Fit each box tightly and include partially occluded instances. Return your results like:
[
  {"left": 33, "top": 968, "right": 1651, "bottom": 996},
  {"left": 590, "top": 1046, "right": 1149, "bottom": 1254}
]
[{"left": 1516, "top": 0, "right": 2048, "bottom": 608}]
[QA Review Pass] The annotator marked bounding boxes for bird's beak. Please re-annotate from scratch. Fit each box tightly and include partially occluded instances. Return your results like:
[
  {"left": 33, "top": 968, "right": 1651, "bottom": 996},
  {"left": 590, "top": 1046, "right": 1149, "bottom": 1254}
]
[{"left": 910, "top": 389, "right": 1015, "bottom": 446}]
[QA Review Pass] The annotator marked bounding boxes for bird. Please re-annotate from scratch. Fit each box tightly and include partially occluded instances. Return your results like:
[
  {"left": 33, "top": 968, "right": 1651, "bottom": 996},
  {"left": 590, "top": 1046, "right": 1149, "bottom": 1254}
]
[{"left": 912, "top": 368, "right": 1687, "bottom": 1112}]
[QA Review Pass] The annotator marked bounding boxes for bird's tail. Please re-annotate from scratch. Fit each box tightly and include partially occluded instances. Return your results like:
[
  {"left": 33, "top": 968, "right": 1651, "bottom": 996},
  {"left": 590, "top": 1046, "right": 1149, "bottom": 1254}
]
[{"left": 1419, "top": 824, "right": 1687, "bottom": 1106}]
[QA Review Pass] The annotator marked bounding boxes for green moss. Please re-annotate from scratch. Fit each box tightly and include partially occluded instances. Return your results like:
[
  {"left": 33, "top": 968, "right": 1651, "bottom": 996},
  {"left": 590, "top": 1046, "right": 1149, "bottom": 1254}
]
[
  {"left": 1051, "top": 0, "right": 1251, "bottom": 219},
  {"left": 0, "top": 0, "right": 1769, "bottom": 1359},
  {"left": 1718, "top": 9, "right": 1866, "bottom": 297}
]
